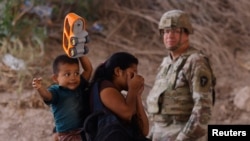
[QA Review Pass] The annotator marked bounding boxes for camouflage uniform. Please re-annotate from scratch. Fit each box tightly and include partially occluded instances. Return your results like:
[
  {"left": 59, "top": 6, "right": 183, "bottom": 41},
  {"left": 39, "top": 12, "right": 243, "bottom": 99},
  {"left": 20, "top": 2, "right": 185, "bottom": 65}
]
[{"left": 147, "top": 9, "right": 214, "bottom": 141}]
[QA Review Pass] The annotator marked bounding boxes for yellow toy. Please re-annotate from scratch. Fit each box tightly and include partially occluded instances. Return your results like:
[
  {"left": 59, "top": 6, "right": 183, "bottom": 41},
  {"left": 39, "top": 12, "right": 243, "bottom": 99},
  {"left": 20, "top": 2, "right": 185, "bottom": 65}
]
[{"left": 63, "top": 13, "right": 89, "bottom": 58}]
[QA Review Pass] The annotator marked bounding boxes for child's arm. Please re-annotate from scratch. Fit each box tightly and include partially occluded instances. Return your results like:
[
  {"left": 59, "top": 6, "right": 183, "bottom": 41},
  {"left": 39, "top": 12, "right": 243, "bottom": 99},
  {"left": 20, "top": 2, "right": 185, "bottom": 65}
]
[
  {"left": 79, "top": 55, "right": 93, "bottom": 81},
  {"left": 32, "top": 77, "right": 52, "bottom": 101}
]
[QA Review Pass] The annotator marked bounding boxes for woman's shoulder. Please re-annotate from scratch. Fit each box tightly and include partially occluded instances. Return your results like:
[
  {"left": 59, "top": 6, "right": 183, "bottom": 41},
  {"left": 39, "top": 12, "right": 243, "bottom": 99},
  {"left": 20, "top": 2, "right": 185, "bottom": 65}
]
[{"left": 100, "top": 80, "right": 115, "bottom": 91}]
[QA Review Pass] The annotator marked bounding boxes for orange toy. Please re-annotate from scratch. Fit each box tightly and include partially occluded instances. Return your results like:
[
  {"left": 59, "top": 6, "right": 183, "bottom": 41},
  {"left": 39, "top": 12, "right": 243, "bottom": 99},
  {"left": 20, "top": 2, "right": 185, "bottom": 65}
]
[{"left": 63, "top": 13, "right": 89, "bottom": 58}]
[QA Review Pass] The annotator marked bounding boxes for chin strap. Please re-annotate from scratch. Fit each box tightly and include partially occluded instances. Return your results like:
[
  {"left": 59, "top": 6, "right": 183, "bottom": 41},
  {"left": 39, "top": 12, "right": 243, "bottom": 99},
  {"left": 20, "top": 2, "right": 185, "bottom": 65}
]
[{"left": 170, "top": 29, "right": 188, "bottom": 51}]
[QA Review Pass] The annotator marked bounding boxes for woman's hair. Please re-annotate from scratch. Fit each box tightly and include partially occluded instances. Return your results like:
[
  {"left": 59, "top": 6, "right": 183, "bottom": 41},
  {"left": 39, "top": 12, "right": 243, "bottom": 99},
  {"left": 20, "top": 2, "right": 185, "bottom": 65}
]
[
  {"left": 52, "top": 54, "right": 78, "bottom": 74},
  {"left": 91, "top": 52, "right": 138, "bottom": 83}
]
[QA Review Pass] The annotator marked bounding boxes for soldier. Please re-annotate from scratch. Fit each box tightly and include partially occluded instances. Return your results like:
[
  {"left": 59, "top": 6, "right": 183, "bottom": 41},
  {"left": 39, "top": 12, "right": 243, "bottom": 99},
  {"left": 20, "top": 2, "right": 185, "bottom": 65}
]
[{"left": 146, "top": 9, "right": 216, "bottom": 141}]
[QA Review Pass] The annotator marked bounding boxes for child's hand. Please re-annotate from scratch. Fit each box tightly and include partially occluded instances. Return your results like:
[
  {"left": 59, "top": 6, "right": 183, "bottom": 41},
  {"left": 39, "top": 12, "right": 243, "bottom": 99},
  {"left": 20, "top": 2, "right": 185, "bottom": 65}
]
[{"left": 32, "top": 77, "right": 42, "bottom": 89}]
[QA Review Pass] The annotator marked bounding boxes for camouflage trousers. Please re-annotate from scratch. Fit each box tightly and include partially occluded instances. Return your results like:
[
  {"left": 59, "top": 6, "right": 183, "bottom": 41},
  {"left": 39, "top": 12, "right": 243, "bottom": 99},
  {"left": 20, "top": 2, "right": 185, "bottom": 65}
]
[{"left": 148, "top": 122, "right": 207, "bottom": 141}]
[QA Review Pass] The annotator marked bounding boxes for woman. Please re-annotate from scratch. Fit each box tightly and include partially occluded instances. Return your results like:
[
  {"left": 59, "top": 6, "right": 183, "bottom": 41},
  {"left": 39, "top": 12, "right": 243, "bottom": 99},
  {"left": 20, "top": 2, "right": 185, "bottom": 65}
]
[{"left": 88, "top": 52, "right": 149, "bottom": 141}]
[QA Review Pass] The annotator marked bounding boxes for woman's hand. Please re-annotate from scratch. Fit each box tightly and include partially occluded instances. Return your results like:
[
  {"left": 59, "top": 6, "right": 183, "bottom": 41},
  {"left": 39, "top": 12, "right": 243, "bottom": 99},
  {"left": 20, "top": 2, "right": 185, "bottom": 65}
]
[{"left": 127, "top": 72, "right": 144, "bottom": 95}]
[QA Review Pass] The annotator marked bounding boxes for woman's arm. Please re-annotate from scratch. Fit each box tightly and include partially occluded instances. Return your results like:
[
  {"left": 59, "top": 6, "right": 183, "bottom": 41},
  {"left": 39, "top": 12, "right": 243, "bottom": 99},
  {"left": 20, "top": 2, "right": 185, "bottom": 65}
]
[
  {"left": 100, "top": 74, "right": 144, "bottom": 121},
  {"left": 101, "top": 87, "right": 137, "bottom": 121},
  {"left": 136, "top": 94, "right": 149, "bottom": 136}
]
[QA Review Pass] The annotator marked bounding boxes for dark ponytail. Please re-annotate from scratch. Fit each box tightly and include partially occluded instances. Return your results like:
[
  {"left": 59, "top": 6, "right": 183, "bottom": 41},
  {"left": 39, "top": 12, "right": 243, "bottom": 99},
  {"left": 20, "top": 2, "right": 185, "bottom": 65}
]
[{"left": 91, "top": 52, "right": 138, "bottom": 84}]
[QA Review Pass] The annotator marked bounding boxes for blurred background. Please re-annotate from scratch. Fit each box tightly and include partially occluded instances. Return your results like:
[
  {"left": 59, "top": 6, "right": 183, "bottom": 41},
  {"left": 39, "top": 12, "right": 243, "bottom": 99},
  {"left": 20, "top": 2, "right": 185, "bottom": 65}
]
[{"left": 0, "top": 0, "right": 250, "bottom": 140}]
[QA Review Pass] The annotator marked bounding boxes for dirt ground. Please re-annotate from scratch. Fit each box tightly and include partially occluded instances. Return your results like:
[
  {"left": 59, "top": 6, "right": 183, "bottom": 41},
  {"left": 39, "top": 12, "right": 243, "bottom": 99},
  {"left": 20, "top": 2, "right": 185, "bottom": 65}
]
[{"left": 1, "top": 38, "right": 250, "bottom": 141}]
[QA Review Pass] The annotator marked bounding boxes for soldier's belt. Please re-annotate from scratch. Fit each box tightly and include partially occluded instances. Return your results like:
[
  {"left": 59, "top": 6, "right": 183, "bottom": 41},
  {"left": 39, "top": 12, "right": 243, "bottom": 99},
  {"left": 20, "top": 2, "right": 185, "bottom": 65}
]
[{"left": 152, "top": 114, "right": 190, "bottom": 123}]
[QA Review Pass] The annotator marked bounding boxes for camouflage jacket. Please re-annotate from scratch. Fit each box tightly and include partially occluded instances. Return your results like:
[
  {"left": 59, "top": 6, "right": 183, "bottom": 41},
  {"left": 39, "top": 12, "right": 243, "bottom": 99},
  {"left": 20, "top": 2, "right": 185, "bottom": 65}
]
[{"left": 147, "top": 47, "right": 215, "bottom": 140}]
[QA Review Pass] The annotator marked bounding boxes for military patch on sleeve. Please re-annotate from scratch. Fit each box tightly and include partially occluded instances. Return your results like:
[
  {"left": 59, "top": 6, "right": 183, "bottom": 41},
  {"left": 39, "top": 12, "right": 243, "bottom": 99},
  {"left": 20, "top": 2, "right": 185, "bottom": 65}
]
[{"left": 200, "top": 76, "right": 208, "bottom": 87}]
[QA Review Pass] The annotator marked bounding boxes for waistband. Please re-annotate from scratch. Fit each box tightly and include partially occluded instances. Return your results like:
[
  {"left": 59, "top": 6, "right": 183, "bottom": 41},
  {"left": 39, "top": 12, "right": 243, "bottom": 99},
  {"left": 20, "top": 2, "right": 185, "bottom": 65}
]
[{"left": 151, "top": 114, "right": 190, "bottom": 124}]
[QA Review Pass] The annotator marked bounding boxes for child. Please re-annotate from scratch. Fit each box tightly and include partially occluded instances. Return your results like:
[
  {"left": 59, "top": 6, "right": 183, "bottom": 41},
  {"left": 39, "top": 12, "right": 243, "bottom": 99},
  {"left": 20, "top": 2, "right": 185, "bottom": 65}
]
[{"left": 32, "top": 54, "right": 92, "bottom": 141}]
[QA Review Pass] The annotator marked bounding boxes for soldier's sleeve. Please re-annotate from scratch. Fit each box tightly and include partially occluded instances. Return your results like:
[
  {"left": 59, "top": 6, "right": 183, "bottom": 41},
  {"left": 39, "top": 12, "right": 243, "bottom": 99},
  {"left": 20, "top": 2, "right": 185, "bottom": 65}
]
[{"left": 176, "top": 54, "right": 214, "bottom": 141}]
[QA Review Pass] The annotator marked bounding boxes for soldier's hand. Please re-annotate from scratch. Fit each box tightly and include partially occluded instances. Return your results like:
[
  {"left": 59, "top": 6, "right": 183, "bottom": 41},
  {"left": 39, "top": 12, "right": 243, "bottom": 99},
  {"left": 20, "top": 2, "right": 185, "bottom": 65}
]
[{"left": 32, "top": 77, "right": 42, "bottom": 90}]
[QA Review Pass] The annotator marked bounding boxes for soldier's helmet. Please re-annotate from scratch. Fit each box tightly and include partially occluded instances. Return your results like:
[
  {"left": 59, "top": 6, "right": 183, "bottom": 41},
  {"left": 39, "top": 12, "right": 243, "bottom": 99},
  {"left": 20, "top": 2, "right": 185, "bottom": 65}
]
[{"left": 158, "top": 10, "right": 193, "bottom": 34}]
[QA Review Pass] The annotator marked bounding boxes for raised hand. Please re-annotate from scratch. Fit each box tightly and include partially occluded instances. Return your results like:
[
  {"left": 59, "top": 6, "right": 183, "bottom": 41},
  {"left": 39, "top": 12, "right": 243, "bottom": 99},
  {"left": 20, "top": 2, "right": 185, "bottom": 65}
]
[{"left": 32, "top": 77, "right": 42, "bottom": 89}]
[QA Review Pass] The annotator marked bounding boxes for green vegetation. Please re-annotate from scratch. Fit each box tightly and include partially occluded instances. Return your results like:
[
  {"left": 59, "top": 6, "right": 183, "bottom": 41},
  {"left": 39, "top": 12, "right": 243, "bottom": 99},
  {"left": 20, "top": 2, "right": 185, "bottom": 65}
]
[{"left": 0, "top": 0, "right": 98, "bottom": 93}]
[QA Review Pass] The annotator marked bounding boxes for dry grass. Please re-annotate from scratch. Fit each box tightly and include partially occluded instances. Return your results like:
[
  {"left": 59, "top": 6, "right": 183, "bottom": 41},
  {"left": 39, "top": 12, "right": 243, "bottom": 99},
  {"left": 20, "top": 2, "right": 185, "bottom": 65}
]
[
  {"left": 0, "top": 36, "right": 49, "bottom": 93},
  {"left": 1, "top": 1, "right": 250, "bottom": 140},
  {"left": 1, "top": 0, "right": 250, "bottom": 103},
  {"left": 93, "top": 0, "right": 250, "bottom": 85}
]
